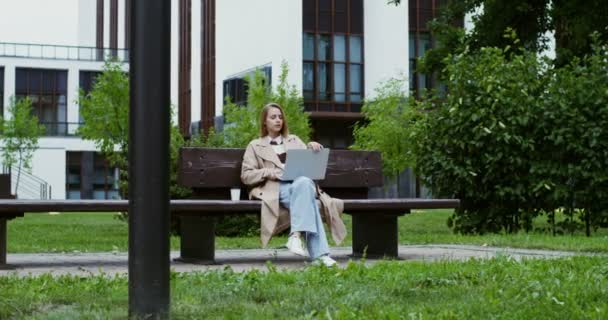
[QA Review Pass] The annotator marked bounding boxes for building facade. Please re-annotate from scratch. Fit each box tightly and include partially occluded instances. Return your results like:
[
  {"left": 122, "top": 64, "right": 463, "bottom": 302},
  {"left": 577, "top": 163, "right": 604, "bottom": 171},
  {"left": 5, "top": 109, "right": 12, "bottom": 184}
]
[{"left": 0, "top": 0, "right": 445, "bottom": 199}]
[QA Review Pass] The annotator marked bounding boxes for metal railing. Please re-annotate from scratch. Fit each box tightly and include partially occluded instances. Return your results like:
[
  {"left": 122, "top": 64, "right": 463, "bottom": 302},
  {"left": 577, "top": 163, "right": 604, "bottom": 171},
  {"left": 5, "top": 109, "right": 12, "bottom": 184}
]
[
  {"left": 2, "top": 165, "right": 51, "bottom": 199},
  {"left": 39, "top": 122, "right": 83, "bottom": 137},
  {"left": 0, "top": 42, "right": 129, "bottom": 62}
]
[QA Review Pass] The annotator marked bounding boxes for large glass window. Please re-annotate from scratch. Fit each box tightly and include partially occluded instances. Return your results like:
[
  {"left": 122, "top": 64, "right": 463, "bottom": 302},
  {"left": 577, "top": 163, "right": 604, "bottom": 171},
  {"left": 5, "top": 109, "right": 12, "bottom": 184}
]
[
  {"left": 222, "top": 66, "right": 271, "bottom": 106},
  {"left": 66, "top": 151, "right": 120, "bottom": 200},
  {"left": 302, "top": 0, "right": 364, "bottom": 113},
  {"left": 15, "top": 68, "right": 68, "bottom": 136},
  {"left": 409, "top": 0, "right": 455, "bottom": 97},
  {"left": 79, "top": 71, "right": 101, "bottom": 123},
  {"left": 303, "top": 33, "right": 315, "bottom": 60}
]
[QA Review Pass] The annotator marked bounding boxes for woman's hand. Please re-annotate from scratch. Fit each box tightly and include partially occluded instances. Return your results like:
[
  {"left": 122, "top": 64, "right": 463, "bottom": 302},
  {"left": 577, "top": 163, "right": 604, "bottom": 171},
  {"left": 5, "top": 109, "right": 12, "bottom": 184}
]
[
  {"left": 307, "top": 141, "right": 323, "bottom": 151},
  {"left": 268, "top": 168, "right": 283, "bottom": 180}
]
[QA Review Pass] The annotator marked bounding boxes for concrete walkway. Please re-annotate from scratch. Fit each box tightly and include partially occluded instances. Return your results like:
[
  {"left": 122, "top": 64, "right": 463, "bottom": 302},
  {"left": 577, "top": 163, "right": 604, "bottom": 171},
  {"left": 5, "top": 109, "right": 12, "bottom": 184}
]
[{"left": 0, "top": 244, "right": 590, "bottom": 277}]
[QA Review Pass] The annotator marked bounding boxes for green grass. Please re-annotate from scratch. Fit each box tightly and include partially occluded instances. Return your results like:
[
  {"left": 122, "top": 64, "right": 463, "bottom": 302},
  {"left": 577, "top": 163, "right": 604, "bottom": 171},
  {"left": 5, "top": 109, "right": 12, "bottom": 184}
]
[
  {"left": 6, "top": 210, "right": 608, "bottom": 253},
  {"left": 1, "top": 257, "right": 607, "bottom": 319}
]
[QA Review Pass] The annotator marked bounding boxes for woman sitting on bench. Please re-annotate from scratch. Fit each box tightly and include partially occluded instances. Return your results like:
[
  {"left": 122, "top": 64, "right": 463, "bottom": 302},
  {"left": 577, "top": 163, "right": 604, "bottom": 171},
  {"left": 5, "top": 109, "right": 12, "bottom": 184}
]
[{"left": 241, "top": 102, "right": 345, "bottom": 267}]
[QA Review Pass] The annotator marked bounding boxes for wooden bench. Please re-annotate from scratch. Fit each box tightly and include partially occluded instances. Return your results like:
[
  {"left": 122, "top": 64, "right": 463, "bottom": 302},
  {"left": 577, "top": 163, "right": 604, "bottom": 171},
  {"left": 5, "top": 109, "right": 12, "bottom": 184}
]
[
  {"left": 0, "top": 148, "right": 460, "bottom": 268},
  {"left": 175, "top": 147, "right": 459, "bottom": 263}
]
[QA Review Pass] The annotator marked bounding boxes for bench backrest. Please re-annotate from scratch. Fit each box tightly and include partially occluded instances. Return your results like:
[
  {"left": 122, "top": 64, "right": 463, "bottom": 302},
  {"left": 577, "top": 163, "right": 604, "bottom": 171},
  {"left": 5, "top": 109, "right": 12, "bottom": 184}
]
[{"left": 178, "top": 148, "right": 383, "bottom": 199}]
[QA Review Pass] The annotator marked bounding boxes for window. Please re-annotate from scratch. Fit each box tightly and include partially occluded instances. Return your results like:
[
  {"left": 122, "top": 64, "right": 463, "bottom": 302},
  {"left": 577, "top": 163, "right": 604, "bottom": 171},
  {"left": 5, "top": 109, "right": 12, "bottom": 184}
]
[
  {"left": 79, "top": 71, "right": 101, "bottom": 96},
  {"left": 223, "top": 66, "right": 271, "bottom": 106},
  {"left": 15, "top": 68, "right": 68, "bottom": 136},
  {"left": 409, "top": 32, "right": 433, "bottom": 96},
  {"left": 0, "top": 67, "right": 4, "bottom": 117},
  {"left": 302, "top": 0, "right": 364, "bottom": 113},
  {"left": 79, "top": 71, "right": 102, "bottom": 123},
  {"left": 409, "top": 0, "right": 454, "bottom": 97},
  {"left": 66, "top": 151, "right": 120, "bottom": 200}
]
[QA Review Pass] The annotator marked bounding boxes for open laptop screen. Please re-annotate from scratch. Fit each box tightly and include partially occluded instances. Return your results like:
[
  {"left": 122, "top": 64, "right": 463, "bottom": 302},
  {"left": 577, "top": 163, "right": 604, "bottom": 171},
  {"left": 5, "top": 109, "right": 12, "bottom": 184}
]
[{"left": 279, "top": 149, "right": 330, "bottom": 181}]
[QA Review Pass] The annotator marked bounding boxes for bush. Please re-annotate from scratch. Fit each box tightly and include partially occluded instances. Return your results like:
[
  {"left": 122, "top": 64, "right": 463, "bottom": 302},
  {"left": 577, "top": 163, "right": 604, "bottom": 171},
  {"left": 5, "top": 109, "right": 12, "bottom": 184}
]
[
  {"left": 536, "top": 34, "right": 608, "bottom": 235},
  {"left": 414, "top": 45, "right": 548, "bottom": 234},
  {"left": 352, "top": 77, "right": 426, "bottom": 177},
  {"left": 355, "top": 35, "right": 608, "bottom": 235}
]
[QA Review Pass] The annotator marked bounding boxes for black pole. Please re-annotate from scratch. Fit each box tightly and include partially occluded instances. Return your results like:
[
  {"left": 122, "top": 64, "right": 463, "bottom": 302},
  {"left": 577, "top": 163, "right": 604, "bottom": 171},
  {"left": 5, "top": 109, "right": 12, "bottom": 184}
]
[{"left": 129, "top": 0, "right": 171, "bottom": 318}]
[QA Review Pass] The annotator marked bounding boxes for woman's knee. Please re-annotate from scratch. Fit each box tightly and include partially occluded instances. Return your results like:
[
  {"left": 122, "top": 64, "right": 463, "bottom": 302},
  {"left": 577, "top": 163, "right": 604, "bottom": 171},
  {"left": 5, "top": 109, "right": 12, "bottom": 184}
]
[{"left": 292, "top": 176, "right": 314, "bottom": 192}]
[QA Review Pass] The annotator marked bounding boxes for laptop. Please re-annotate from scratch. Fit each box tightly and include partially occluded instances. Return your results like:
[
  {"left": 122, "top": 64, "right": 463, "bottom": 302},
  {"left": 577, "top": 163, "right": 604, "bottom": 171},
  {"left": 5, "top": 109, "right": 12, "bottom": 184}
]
[{"left": 279, "top": 148, "right": 330, "bottom": 181}]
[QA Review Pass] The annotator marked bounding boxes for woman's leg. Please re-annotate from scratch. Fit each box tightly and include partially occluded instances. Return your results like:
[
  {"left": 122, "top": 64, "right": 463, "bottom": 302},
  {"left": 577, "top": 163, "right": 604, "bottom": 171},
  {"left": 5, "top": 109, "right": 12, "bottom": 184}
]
[{"left": 286, "top": 177, "right": 330, "bottom": 259}]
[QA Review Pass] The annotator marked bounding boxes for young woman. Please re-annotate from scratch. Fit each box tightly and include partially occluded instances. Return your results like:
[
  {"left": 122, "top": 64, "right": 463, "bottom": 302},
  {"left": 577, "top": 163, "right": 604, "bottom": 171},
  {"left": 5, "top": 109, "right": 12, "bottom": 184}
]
[{"left": 240, "top": 102, "right": 345, "bottom": 266}]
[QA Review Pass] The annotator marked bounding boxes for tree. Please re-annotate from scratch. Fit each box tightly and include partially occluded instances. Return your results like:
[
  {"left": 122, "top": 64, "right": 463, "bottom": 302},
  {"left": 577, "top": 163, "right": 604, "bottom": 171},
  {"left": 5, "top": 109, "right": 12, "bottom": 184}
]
[
  {"left": 78, "top": 60, "right": 129, "bottom": 172},
  {"left": 78, "top": 60, "right": 191, "bottom": 199},
  {"left": 392, "top": 0, "right": 608, "bottom": 75},
  {"left": 352, "top": 77, "right": 426, "bottom": 177},
  {"left": 552, "top": 0, "right": 608, "bottom": 66},
  {"left": 0, "top": 97, "right": 45, "bottom": 197}
]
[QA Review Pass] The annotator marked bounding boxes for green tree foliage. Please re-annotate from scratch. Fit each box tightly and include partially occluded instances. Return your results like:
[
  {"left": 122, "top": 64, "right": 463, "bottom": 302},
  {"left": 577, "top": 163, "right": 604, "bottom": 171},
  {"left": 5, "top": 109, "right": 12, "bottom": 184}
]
[
  {"left": 415, "top": 45, "right": 548, "bottom": 234},
  {"left": 78, "top": 60, "right": 191, "bottom": 199},
  {"left": 351, "top": 77, "right": 425, "bottom": 177},
  {"left": 393, "top": 0, "right": 608, "bottom": 75},
  {"left": 218, "top": 62, "right": 311, "bottom": 147},
  {"left": 552, "top": 0, "right": 608, "bottom": 66},
  {"left": 536, "top": 34, "right": 608, "bottom": 235},
  {"left": 0, "top": 97, "right": 45, "bottom": 196},
  {"left": 78, "top": 60, "right": 129, "bottom": 170},
  {"left": 357, "top": 34, "right": 608, "bottom": 234}
]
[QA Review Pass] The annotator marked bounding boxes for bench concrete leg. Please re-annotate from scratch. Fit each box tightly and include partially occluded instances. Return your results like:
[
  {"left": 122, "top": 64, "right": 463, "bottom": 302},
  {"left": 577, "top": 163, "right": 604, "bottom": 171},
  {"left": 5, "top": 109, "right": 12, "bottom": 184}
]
[
  {"left": 175, "top": 216, "right": 217, "bottom": 264},
  {"left": 0, "top": 218, "right": 12, "bottom": 270},
  {"left": 351, "top": 214, "right": 399, "bottom": 259}
]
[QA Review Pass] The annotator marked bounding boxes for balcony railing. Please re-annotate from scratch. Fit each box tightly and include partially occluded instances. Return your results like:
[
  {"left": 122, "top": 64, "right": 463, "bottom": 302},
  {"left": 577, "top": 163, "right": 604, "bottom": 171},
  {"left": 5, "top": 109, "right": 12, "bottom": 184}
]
[
  {"left": 0, "top": 42, "right": 129, "bottom": 62},
  {"left": 2, "top": 165, "right": 51, "bottom": 199},
  {"left": 39, "top": 122, "right": 84, "bottom": 137}
]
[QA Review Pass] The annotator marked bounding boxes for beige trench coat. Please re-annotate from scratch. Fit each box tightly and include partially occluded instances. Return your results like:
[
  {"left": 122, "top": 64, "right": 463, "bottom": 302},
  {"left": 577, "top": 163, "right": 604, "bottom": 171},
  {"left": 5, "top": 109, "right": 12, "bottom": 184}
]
[{"left": 240, "top": 134, "right": 346, "bottom": 247}]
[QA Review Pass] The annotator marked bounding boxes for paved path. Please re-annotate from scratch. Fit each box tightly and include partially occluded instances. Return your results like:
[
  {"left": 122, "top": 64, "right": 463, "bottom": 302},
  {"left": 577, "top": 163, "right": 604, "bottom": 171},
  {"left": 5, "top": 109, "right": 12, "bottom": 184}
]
[{"left": 0, "top": 244, "right": 591, "bottom": 277}]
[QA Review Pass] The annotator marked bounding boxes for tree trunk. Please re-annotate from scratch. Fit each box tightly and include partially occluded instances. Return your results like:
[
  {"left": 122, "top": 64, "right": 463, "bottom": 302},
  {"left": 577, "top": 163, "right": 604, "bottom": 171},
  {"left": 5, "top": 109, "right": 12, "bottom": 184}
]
[
  {"left": 15, "top": 155, "right": 22, "bottom": 198},
  {"left": 585, "top": 209, "right": 591, "bottom": 237},
  {"left": 550, "top": 210, "right": 556, "bottom": 236}
]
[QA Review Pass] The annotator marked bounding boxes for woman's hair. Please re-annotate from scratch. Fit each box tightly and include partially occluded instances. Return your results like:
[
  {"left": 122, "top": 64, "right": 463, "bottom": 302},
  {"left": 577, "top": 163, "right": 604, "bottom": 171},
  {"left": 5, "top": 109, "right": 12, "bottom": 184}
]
[{"left": 260, "top": 102, "right": 290, "bottom": 137}]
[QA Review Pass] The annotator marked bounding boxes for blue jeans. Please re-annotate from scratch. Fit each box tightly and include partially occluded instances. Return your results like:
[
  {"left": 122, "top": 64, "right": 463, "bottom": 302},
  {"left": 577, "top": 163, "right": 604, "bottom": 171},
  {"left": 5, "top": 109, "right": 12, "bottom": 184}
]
[{"left": 279, "top": 177, "right": 330, "bottom": 259}]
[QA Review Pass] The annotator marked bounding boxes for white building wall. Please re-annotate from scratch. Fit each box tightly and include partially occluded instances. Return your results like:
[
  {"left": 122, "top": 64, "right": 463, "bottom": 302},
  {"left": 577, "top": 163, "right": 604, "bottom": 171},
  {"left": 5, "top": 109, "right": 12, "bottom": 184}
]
[
  {"left": 29, "top": 149, "right": 67, "bottom": 200},
  {"left": 170, "top": 0, "right": 179, "bottom": 123},
  {"left": 103, "top": 0, "right": 111, "bottom": 48},
  {"left": 118, "top": 0, "right": 126, "bottom": 49},
  {"left": 78, "top": 0, "right": 97, "bottom": 47},
  {"left": 0, "top": 0, "right": 80, "bottom": 46},
  {"left": 364, "top": 0, "right": 409, "bottom": 98},
  {"left": 215, "top": 0, "right": 303, "bottom": 115},
  {"left": 2, "top": 66, "right": 16, "bottom": 120},
  {"left": 66, "top": 65, "right": 81, "bottom": 131}
]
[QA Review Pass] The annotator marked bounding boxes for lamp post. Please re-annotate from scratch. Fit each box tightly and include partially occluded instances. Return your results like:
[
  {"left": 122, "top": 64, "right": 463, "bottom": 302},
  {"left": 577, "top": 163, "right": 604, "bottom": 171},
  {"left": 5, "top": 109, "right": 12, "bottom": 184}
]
[{"left": 128, "top": 0, "right": 171, "bottom": 318}]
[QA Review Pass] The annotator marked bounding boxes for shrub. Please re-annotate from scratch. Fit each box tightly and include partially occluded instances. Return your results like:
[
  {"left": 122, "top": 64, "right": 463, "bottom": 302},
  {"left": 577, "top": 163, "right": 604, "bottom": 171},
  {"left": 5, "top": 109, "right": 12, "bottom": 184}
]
[
  {"left": 352, "top": 77, "right": 426, "bottom": 177},
  {"left": 536, "top": 34, "right": 608, "bottom": 235}
]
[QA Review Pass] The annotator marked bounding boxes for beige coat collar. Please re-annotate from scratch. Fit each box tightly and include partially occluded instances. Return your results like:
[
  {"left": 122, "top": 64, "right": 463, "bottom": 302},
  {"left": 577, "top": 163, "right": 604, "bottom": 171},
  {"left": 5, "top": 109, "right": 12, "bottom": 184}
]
[{"left": 252, "top": 135, "right": 303, "bottom": 168}]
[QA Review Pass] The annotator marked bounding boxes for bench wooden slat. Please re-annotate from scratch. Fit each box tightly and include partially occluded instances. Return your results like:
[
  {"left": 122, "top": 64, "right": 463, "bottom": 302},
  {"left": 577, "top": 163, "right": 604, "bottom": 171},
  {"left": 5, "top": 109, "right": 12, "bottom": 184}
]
[
  {"left": 0, "top": 199, "right": 459, "bottom": 215},
  {"left": 178, "top": 148, "right": 383, "bottom": 188}
]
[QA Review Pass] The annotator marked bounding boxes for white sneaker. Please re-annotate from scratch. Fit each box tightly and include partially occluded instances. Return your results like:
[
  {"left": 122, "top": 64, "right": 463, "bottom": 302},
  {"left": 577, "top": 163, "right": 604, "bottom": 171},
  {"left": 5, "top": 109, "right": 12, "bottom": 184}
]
[
  {"left": 286, "top": 234, "right": 308, "bottom": 257},
  {"left": 313, "top": 255, "right": 337, "bottom": 267}
]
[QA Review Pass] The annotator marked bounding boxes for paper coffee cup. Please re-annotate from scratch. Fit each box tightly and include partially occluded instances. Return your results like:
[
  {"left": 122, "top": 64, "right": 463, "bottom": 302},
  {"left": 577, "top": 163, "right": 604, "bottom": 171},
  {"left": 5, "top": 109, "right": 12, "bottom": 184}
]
[{"left": 230, "top": 187, "right": 241, "bottom": 201}]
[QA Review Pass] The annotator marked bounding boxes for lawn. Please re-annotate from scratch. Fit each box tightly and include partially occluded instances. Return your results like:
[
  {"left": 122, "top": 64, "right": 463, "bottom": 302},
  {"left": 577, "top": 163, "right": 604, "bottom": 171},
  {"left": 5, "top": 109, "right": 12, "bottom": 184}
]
[
  {"left": 6, "top": 209, "right": 608, "bottom": 253},
  {"left": 1, "top": 256, "right": 607, "bottom": 319}
]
